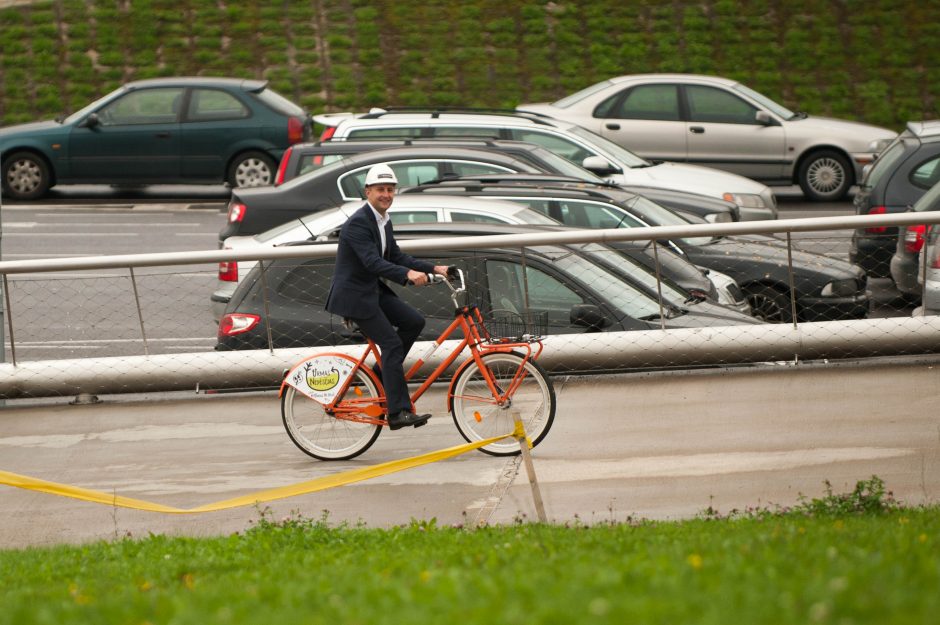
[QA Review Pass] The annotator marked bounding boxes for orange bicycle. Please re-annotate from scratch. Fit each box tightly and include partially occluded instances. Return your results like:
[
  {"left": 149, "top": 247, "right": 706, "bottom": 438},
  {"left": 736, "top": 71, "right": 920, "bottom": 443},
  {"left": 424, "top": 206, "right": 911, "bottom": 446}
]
[{"left": 280, "top": 269, "right": 556, "bottom": 460}]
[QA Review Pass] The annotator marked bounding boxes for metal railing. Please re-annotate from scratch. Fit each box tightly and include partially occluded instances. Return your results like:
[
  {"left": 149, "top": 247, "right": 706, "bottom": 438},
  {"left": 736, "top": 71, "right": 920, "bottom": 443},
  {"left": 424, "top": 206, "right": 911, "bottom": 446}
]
[{"left": 1, "top": 212, "right": 940, "bottom": 399}]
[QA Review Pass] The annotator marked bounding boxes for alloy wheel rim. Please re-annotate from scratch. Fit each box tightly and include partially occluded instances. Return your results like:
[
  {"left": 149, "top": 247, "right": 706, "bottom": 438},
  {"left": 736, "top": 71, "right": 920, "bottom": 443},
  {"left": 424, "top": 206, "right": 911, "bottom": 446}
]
[{"left": 808, "top": 157, "right": 845, "bottom": 194}]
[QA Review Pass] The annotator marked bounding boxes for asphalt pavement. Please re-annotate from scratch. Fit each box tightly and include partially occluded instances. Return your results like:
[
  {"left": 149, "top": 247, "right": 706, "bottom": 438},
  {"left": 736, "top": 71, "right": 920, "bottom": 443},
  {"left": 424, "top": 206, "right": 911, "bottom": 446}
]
[{"left": 1, "top": 357, "right": 939, "bottom": 548}]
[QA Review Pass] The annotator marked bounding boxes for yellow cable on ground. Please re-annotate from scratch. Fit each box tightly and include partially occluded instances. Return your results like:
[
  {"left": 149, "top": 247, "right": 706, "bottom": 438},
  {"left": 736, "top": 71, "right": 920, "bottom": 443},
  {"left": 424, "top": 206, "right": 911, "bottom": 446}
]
[{"left": 0, "top": 433, "right": 512, "bottom": 515}]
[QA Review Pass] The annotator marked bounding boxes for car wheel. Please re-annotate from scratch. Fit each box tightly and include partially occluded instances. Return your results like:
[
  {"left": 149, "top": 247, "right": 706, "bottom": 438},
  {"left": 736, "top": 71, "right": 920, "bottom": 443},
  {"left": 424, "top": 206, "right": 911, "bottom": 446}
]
[
  {"left": 743, "top": 284, "right": 794, "bottom": 323},
  {"left": 2, "top": 151, "right": 51, "bottom": 200},
  {"left": 227, "top": 151, "right": 276, "bottom": 188},
  {"left": 797, "top": 150, "right": 852, "bottom": 202}
]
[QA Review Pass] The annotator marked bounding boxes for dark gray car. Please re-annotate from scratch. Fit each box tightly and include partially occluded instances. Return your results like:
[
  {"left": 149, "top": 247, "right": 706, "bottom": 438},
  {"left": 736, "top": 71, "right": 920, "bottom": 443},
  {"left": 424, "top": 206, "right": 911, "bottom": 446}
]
[
  {"left": 220, "top": 142, "right": 597, "bottom": 242},
  {"left": 851, "top": 121, "right": 940, "bottom": 279},
  {"left": 889, "top": 179, "right": 940, "bottom": 298},
  {"left": 402, "top": 177, "right": 870, "bottom": 323}
]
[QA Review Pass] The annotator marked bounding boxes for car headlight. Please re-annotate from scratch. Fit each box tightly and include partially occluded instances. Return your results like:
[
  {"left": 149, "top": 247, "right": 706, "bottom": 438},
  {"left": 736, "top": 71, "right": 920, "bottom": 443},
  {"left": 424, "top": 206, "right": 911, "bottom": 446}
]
[
  {"left": 722, "top": 192, "right": 767, "bottom": 208},
  {"left": 821, "top": 279, "right": 858, "bottom": 297},
  {"left": 705, "top": 211, "right": 733, "bottom": 224}
]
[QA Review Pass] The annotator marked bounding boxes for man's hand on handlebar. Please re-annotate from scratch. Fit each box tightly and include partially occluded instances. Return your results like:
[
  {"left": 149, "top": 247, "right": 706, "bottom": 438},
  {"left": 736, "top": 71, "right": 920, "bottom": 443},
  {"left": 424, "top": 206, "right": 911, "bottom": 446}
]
[{"left": 407, "top": 266, "right": 459, "bottom": 286}]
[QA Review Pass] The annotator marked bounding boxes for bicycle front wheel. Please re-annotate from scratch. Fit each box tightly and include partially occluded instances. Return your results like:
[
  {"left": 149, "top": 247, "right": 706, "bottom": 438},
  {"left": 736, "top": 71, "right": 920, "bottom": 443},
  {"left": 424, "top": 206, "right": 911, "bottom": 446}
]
[
  {"left": 451, "top": 351, "right": 556, "bottom": 456},
  {"left": 281, "top": 368, "right": 382, "bottom": 461}
]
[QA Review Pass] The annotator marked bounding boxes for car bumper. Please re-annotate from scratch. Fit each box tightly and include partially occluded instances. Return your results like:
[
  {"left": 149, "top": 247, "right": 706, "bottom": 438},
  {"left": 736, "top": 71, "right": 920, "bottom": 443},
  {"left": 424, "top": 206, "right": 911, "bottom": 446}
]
[
  {"left": 210, "top": 287, "right": 235, "bottom": 322},
  {"left": 797, "top": 292, "right": 871, "bottom": 321},
  {"left": 849, "top": 232, "right": 895, "bottom": 278},
  {"left": 889, "top": 254, "right": 921, "bottom": 295}
]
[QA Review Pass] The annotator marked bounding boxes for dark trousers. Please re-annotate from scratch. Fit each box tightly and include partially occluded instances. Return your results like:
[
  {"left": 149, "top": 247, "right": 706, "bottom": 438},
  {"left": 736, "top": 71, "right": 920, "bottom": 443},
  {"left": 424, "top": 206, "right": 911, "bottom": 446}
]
[{"left": 349, "top": 292, "right": 425, "bottom": 415}]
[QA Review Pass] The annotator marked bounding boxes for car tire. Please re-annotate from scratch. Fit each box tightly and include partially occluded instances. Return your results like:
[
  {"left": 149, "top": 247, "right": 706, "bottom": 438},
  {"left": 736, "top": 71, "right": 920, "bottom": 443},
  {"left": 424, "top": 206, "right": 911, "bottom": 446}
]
[
  {"left": 227, "top": 151, "right": 276, "bottom": 188},
  {"left": 743, "top": 284, "right": 794, "bottom": 323},
  {"left": 1, "top": 151, "right": 51, "bottom": 200},
  {"left": 797, "top": 149, "right": 852, "bottom": 202}
]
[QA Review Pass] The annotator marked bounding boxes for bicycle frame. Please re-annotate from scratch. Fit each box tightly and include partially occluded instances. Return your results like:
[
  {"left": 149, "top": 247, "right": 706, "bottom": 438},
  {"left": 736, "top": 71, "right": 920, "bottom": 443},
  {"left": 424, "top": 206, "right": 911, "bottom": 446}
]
[{"left": 280, "top": 271, "right": 545, "bottom": 427}]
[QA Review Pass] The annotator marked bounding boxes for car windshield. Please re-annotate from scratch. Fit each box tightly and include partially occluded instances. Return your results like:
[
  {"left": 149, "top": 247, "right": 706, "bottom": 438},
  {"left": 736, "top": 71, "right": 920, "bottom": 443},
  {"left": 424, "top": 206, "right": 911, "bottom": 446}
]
[
  {"left": 579, "top": 243, "right": 689, "bottom": 305},
  {"left": 551, "top": 80, "right": 615, "bottom": 108},
  {"left": 255, "top": 210, "right": 345, "bottom": 243},
  {"left": 61, "top": 85, "right": 126, "bottom": 124},
  {"left": 254, "top": 87, "right": 306, "bottom": 116},
  {"left": 565, "top": 125, "right": 651, "bottom": 167},
  {"left": 623, "top": 196, "right": 714, "bottom": 246},
  {"left": 545, "top": 247, "right": 671, "bottom": 320},
  {"left": 861, "top": 138, "right": 910, "bottom": 189},
  {"left": 732, "top": 83, "right": 796, "bottom": 120},
  {"left": 531, "top": 149, "right": 607, "bottom": 182}
]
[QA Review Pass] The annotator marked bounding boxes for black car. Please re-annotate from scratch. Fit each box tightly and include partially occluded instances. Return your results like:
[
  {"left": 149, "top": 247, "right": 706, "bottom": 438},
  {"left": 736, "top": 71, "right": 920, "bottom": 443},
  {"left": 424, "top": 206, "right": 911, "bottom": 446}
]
[
  {"left": 220, "top": 144, "right": 561, "bottom": 242},
  {"left": 850, "top": 121, "right": 940, "bottom": 278},
  {"left": 216, "top": 226, "right": 758, "bottom": 352},
  {"left": 401, "top": 178, "right": 870, "bottom": 323}
]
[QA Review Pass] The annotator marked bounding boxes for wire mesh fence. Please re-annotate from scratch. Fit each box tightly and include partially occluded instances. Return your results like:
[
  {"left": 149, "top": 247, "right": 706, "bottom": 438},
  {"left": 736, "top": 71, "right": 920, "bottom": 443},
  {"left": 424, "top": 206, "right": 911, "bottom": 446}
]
[{"left": 2, "top": 215, "right": 940, "bottom": 399}]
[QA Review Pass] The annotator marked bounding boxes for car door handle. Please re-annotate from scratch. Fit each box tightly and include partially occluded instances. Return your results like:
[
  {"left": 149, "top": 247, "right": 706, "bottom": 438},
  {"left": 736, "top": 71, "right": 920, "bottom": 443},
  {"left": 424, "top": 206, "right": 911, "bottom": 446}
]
[
  {"left": 154, "top": 131, "right": 171, "bottom": 138},
  {"left": 690, "top": 126, "right": 705, "bottom": 134},
  {"left": 605, "top": 122, "right": 621, "bottom": 130}
]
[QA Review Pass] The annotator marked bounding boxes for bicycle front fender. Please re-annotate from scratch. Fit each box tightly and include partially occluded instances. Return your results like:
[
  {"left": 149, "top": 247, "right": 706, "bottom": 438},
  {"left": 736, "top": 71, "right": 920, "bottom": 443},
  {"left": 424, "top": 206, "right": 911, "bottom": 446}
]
[{"left": 446, "top": 349, "right": 526, "bottom": 412}]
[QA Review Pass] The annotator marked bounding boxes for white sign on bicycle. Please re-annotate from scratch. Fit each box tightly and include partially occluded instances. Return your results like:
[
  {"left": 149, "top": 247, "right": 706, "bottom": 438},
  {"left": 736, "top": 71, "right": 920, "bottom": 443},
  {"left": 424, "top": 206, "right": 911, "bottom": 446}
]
[{"left": 285, "top": 354, "right": 357, "bottom": 404}]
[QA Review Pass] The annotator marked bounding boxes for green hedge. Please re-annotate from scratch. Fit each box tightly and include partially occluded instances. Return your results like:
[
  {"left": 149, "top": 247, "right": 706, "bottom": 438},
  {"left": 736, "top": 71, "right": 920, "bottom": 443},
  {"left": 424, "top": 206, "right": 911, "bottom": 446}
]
[{"left": 0, "top": 0, "right": 936, "bottom": 129}]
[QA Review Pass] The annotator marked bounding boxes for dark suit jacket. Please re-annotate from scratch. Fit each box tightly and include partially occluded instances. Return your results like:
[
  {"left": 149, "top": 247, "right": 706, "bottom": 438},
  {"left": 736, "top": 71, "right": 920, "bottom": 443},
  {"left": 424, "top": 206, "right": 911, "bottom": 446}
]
[{"left": 325, "top": 203, "right": 436, "bottom": 319}]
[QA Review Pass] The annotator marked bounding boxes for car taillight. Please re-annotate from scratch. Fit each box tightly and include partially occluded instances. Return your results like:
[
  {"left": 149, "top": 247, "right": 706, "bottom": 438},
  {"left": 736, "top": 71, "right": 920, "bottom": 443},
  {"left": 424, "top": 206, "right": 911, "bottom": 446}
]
[
  {"left": 904, "top": 224, "right": 926, "bottom": 254},
  {"left": 218, "top": 313, "right": 260, "bottom": 337},
  {"left": 320, "top": 126, "right": 336, "bottom": 141},
  {"left": 275, "top": 146, "right": 293, "bottom": 185},
  {"left": 218, "top": 261, "right": 238, "bottom": 282},
  {"left": 287, "top": 117, "right": 305, "bottom": 144},
  {"left": 864, "top": 206, "right": 887, "bottom": 234},
  {"left": 227, "top": 201, "right": 247, "bottom": 224}
]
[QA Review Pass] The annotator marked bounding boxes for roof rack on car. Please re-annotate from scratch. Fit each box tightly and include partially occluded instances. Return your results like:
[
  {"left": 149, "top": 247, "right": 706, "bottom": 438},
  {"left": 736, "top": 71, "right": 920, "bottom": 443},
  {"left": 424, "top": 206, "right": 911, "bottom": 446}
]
[
  {"left": 401, "top": 174, "right": 624, "bottom": 197},
  {"left": 358, "top": 106, "right": 557, "bottom": 126}
]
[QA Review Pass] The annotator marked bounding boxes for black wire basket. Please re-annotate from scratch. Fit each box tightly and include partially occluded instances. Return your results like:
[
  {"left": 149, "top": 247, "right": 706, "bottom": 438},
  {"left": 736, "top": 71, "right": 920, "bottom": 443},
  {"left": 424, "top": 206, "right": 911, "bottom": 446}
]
[{"left": 483, "top": 310, "right": 549, "bottom": 342}]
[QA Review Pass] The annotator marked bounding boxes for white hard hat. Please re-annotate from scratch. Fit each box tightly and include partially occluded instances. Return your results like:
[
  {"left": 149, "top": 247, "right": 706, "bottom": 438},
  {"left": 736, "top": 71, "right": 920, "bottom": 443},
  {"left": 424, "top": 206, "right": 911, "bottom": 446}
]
[{"left": 364, "top": 163, "right": 398, "bottom": 186}]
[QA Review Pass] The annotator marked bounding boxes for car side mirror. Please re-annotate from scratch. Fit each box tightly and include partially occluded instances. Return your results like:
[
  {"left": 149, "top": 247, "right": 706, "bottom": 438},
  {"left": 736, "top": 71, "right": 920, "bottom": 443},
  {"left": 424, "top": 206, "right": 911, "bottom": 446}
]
[
  {"left": 755, "top": 111, "right": 777, "bottom": 126},
  {"left": 79, "top": 113, "right": 100, "bottom": 129},
  {"left": 570, "top": 304, "right": 610, "bottom": 330},
  {"left": 581, "top": 155, "right": 620, "bottom": 175}
]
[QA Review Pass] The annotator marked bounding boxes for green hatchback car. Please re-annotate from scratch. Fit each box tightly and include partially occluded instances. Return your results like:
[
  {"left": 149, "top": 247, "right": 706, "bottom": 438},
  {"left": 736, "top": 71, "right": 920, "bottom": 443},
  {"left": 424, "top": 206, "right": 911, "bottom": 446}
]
[{"left": 0, "top": 76, "right": 311, "bottom": 200}]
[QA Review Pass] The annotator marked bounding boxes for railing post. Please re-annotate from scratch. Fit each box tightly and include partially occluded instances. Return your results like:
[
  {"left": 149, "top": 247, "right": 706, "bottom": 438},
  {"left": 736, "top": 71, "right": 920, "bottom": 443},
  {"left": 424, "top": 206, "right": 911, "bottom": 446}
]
[
  {"left": 2, "top": 274, "right": 15, "bottom": 366},
  {"left": 652, "top": 240, "right": 666, "bottom": 331},
  {"left": 785, "top": 233, "right": 799, "bottom": 329},
  {"left": 258, "top": 260, "right": 275, "bottom": 354},
  {"left": 128, "top": 268, "right": 150, "bottom": 356}
]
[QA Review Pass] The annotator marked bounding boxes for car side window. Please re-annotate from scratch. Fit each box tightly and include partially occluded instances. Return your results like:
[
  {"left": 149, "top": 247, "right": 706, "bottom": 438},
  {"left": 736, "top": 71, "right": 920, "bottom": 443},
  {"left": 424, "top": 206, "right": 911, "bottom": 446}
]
[
  {"left": 387, "top": 257, "right": 470, "bottom": 320},
  {"left": 596, "top": 85, "right": 680, "bottom": 121},
  {"left": 339, "top": 162, "right": 441, "bottom": 198},
  {"left": 432, "top": 126, "right": 501, "bottom": 139},
  {"left": 554, "top": 200, "right": 644, "bottom": 229},
  {"left": 275, "top": 259, "right": 334, "bottom": 305},
  {"left": 448, "top": 162, "right": 517, "bottom": 177},
  {"left": 510, "top": 129, "right": 593, "bottom": 163},
  {"left": 389, "top": 211, "right": 438, "bottom": 224},
  {"left": 685, "top": 85, "right": 759, "bottom": 125},
  {"left": 96, "top": 87, "right": 184, "bottom": 126},
  {"left": 450, "top": 211, "right": 510, "bottom": 224},
  {"left": 347, "top": 127, "right": 423, "bottom": 139},
  {"left": 485, "top": 259, "right": 584, "bottom": 326},
  {"left": 909, "top": 156, "right": 940, "bottom": 190},
  {"left": 298, "top": 154, "right": 345, "bottom": 177},
  {"left": 187, "top": 88, "right": 250, "bottom": 122}
]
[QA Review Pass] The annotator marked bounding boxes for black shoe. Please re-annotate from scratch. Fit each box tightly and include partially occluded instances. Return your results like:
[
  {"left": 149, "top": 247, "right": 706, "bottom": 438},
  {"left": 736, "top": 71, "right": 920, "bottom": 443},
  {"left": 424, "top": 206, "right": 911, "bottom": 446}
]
[{"left": 387, "top": 410, "right": 431, "bottom": 430}]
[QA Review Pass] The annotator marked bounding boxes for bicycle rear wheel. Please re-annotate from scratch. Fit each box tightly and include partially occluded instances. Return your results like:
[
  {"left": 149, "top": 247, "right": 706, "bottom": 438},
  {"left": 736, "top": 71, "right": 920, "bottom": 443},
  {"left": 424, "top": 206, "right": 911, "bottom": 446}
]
[
  {"left": 451, "top": 351, "right": 556, "bottom": 456},
  {"left": 281, "top": 368, "right": 382, "bottom": 461}
]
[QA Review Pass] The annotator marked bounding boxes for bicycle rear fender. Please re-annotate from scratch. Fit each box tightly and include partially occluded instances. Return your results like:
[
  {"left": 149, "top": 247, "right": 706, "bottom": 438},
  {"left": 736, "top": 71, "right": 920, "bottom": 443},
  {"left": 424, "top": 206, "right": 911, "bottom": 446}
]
[{"left": 280, "top": 353, "right": 378, "bottom": 402}]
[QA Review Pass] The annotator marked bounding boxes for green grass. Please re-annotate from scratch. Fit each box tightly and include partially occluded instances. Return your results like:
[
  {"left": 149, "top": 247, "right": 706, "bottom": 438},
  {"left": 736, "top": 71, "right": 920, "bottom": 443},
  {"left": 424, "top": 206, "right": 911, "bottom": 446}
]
[{"left": 0, "top": 478, "right": 937, "bottom": 624}]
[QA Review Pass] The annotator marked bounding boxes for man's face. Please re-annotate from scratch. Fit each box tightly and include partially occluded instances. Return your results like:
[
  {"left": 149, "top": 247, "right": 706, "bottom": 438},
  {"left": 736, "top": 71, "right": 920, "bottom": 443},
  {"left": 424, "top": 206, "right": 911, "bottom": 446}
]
[{"left": 365, "top": 183, "right": 396, "bottom": 214}]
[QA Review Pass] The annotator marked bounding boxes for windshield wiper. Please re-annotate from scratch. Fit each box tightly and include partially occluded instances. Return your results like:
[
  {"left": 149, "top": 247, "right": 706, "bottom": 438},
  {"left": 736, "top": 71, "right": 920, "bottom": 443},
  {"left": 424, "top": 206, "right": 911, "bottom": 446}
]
[{"left": 788, "top": 111, "right": 809, "bottom": 120}]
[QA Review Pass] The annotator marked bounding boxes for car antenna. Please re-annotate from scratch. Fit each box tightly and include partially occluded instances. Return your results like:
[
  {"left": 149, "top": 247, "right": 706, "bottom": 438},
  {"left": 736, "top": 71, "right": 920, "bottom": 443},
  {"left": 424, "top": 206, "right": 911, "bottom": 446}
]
[{"left": 297, "top": 217, "right": 316, "bottom": 240}]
